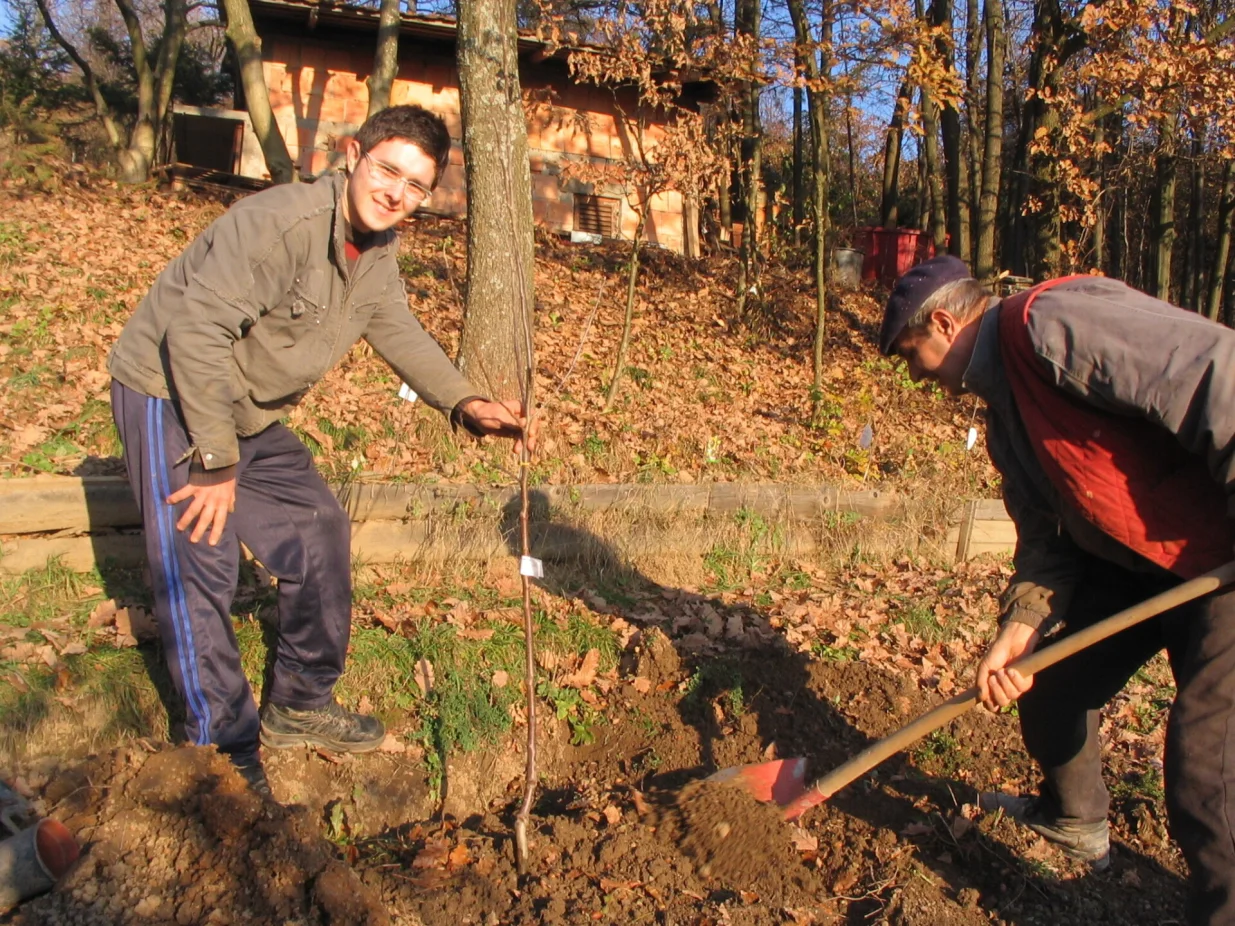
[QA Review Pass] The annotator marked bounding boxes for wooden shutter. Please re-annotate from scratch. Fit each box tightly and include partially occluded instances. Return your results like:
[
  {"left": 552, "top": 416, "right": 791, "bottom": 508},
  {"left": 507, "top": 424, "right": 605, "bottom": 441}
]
[{"left": 574, "top": 195, "right": 621, "bottom": 238}]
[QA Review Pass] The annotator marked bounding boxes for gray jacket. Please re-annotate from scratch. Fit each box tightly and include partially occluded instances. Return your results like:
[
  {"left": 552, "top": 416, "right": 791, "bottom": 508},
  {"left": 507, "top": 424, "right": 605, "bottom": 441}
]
[
  {"left": 109, "top": 172, "right": 476, "bottom": 470},
  {"left": 962, "top": 276, "right": 1235, "bottom": 631}
]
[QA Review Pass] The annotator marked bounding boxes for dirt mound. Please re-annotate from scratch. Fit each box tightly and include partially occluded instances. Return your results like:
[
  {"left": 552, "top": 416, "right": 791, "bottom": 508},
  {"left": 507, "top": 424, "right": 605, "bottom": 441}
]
[
  {"left": 11, "top": 745, "right": 387, "bottom": 926},
  {"left": 668, "top": 779, "right": 808, "bottom": 900}
]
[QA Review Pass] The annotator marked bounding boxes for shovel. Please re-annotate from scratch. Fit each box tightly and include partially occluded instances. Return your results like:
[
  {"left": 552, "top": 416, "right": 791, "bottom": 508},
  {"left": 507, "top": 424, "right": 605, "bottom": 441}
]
[{"left": 710, "top": 560, "right": 1235, "bottom": 822}]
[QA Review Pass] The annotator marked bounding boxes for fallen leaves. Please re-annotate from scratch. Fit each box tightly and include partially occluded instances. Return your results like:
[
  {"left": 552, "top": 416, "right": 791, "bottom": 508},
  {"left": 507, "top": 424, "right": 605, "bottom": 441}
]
[{"left": 563, "top": 648, "right": 600, "bottom": 688}]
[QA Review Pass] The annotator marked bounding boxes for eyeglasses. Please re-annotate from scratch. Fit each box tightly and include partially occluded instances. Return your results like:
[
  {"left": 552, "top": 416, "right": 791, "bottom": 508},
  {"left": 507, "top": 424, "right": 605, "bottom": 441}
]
[{"left": 361, "top": 152, "right": 433, "bottom": 203}]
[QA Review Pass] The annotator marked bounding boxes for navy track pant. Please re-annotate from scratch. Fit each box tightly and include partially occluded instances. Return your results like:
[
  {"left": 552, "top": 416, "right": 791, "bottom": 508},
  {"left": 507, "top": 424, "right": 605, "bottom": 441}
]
[
  {"left": 111, "top": 380, "right": 352, "bottom": 760},
  {"left": 1018, "top": 555, "right": 1235, "bottom": 925}
]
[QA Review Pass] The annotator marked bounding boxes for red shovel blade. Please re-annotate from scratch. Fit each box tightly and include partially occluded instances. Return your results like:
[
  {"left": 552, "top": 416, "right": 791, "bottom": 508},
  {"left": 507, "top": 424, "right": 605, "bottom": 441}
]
[{"left": 705, "top": 757, "right": 809, "bottom": 806}]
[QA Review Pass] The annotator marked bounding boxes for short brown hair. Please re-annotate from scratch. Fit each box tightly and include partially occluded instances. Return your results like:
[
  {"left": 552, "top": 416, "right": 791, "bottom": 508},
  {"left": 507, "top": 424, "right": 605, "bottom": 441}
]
[{"left": 354, "top": 104, "right": 452, "bottom": 187}]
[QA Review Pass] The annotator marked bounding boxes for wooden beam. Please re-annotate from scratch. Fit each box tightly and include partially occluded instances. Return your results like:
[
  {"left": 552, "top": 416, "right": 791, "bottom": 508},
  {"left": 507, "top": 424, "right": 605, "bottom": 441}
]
[{"left": 0, "top": 477, "right": 901, "bottom": 534}]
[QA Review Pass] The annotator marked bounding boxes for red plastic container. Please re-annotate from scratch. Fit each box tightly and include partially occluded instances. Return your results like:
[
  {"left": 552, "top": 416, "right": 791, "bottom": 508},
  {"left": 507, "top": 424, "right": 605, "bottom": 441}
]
[{"left": 858, "top": 228, "right": 939, "bottom": 286}]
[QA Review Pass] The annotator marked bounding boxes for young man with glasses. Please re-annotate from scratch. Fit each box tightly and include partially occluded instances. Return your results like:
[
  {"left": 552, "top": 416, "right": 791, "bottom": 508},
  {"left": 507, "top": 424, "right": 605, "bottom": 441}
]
[{"left": 107, "top": 105, "right": 529, "bottom": 799}]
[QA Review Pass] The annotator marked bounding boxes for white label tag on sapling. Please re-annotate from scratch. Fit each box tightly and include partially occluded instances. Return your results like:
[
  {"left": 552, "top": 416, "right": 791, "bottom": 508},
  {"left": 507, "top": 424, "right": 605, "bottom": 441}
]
[
  {"left": 398, "top": 382, "right": 418, "bottom": 403},
  {"left": 520, "top": 556, "right": 544, "bottom": 579},
  {"left": 966, "top": 426, "right": 978, "bottom": 451}
]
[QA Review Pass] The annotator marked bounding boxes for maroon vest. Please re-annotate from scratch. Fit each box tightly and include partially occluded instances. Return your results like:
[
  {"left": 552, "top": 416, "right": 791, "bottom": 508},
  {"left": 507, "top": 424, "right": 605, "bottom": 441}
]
[{"left": 998, "top": 278, "right": 1233, "bottom": 578}]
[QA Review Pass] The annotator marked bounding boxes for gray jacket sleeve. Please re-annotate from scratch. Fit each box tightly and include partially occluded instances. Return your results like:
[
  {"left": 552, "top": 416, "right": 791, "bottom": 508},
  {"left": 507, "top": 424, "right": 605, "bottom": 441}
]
[
  {"left": 165, "top": 208, "right": 308, "bottom": 469},
  {"left": 1029, "top": 278, "right": 1235, "bottom": 517},
  {"left": 363, "top": 266, "right": 480, "bottom": 414}
]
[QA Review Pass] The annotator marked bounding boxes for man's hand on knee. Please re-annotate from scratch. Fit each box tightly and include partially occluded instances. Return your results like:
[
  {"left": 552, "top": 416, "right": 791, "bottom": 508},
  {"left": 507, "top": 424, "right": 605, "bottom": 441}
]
[
  {"left": 976, "top": 621, "right": 1041, "bottom": 712},
  {"left": 168, "top": 477, "right": 237, "bottom": 546}
]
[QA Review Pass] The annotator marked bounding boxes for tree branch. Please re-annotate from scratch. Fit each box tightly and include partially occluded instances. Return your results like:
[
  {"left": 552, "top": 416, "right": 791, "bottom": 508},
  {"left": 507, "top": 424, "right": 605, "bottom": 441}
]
[{"left": 33, "top": 0, "right": 124, "bottom": 149}]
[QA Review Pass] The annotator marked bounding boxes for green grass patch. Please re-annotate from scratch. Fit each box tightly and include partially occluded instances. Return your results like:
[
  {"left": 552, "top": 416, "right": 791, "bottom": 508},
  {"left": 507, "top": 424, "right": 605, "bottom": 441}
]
[
  {"left": 1, "top": 557, "right": 622, "bottom": 782},
  {"left": 703, "top": 508, "right": 783, "bottom": 590}
]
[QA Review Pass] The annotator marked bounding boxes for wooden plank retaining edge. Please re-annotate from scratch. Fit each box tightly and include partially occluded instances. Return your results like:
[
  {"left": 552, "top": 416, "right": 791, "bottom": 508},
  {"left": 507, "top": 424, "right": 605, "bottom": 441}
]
[
  {"left": 0, "top": 476, "right": 1016, "bottom": 573},
  {"left": 0, "top": 476, "right": 899, "bottom": 534}
]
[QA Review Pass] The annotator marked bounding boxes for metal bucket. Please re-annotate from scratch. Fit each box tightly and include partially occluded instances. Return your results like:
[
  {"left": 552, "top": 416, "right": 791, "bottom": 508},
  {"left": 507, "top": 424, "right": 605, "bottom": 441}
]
[
  {"left": 830, "top": 247, "right": 864, "bottom": 290},
  {"left": 0, "top": 819, "right": 80, "bottom": 913}
]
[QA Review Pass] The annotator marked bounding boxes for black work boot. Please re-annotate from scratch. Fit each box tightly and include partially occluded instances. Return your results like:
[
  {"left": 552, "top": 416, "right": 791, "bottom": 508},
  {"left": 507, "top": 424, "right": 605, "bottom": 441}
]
[
  {"left": 980, "top": 792, "right": 1110, "bottom": 869},
  {"left": 231, "top": 756, "right": 276, "bottom": 802},
  {"left": 259, "top": 700, "right": 385, "bottom": 753}
]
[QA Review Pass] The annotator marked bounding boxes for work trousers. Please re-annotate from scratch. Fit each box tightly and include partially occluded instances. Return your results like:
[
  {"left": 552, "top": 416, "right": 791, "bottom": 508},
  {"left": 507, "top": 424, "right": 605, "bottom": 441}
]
[
  {"left": 111, "top": 380, "right": 352, "bottom": 761},
  {"left": 1018, "top": 555, "right": 1235, "bottom": 924}
]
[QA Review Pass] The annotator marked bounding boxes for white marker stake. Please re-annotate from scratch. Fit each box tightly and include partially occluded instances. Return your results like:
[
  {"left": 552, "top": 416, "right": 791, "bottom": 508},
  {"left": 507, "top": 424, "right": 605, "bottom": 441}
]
[
  {"left": 966, "top": 427, "right": 978, "bottom": 451},
  {"left": 398, "top": 383, "right": 418, "bottom": 403},
  {"left": 520, "top": 556, "right": 544, "bottom": 579}
]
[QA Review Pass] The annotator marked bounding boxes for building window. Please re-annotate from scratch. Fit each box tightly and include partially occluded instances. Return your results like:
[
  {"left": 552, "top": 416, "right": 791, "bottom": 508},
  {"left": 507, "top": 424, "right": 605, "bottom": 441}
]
[{"left": 574, "top": 195, "right": 621, "bottom": 238}]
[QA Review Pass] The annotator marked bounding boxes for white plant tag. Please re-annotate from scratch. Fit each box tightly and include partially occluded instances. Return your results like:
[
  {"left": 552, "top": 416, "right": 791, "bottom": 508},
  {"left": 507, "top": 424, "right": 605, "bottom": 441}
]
[
  {"left": 858, "top": 423, "right": 874, "bottom": 450},
  {"left": 520, "top": 556, "right": 544, "bottom": 578},
  {"left": 398, "top": 382, "right": 418, "bottom": 403},
  {"left": 966, "top": 426, "right": 978, "bottom": 451}
]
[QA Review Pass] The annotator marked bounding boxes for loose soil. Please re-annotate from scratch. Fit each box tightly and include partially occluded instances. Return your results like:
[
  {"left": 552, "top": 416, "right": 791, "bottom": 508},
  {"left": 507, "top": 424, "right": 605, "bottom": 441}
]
[{"left": 6, "top": 641, "right": 1189, "bottom": 925}]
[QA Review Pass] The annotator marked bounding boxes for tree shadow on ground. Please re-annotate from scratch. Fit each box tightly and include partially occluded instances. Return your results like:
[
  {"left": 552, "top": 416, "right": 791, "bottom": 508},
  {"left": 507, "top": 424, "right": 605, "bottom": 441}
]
[{"left": 498, "top": 490, "right": 1189, "bottom": 924}]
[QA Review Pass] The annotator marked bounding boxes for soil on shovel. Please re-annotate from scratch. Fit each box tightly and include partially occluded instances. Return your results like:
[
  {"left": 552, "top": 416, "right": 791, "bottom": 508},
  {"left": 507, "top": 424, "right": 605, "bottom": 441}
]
[
  {"left": 667, "top": 779, "right": 808, "bottom": 898},
  {"left": 5, "top": 644, "right": 1193, "bottom": 925}
]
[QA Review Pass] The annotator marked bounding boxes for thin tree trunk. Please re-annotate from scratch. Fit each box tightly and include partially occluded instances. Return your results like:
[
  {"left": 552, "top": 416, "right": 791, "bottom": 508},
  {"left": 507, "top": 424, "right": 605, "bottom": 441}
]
[
  {"left": 1183, "top": 129, "right": 1204, "bottom": 310},
  {"left": 964, "top": 0, "right": 983, "bottom": 252},
  {"left": 930, "top": 0, "right": 970, "bottom": 261},
  {"left": 735, "top": 0, "right": 762, "bottom": 318},
  {"left": 921, "top": 89, "right": 947, "bottom": 253},
  {"left": 605, "top": 220, "right": 645, "bottom": 409},
  {"left": 787, "top": 0, "right": 830, "bottom": 392},
  {"left": 845, "top": 99, "right": 858, "bottom": 228},
  {"left": 113, "top": 0, "right": 158, "bottom": 181},
  {"left": 1206, "top": 160, "right": 1234, "bottom": 323},
  {"left": 152, "top": 0, "right": 188, "bottom": 170},
  {"left": 973, "top": 0, "right": 1004, "bottom": 281},
  {"left": 367, "top": 0, "right": 402, "bottom": 118},
  {"left": 32, "top": 0, "right": 124, "bottom": 152},
  {"left": 793, "top": 86, "right": 804, "bottom": 241},
  {"left": 880, "top": 80, "right": 912, "bottom": 228},
  {"left": 456, "top": 0, "right": 536, "bottom": 400},
  {"left": 223, "top": 0, "right": 296, "bottom": 183},
  {"left": 1151, "top": 116, "right": 1178, "bottom": 302},
  {"left": 1092, "top": 119, "right": 1105, "bottom": 273}
]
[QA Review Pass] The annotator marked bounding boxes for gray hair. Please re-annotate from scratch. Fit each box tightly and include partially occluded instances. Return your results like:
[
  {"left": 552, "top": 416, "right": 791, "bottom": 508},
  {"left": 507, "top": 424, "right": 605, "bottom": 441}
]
[{"left": 902, "top": 278, "right": 993, "bottom": 333}]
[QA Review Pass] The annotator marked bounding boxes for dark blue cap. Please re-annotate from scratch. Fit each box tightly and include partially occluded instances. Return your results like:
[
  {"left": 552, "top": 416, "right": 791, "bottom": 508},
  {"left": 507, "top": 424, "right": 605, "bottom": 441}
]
[{"left": 878, "top": 255, "right": 972, "bottom": 355}]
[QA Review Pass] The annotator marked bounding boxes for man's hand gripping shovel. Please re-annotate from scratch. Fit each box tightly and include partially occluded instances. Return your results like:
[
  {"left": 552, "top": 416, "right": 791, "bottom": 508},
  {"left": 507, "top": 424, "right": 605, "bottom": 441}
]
[{"left": 707, "top": 561, "right": 1235, "bottom": 821}]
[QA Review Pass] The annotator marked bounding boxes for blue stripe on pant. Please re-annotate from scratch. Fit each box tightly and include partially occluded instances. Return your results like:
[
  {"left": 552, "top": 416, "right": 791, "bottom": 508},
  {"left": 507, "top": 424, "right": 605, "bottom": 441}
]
[{"left": 111, "top": 380, "right": 353, "bottom": 759}]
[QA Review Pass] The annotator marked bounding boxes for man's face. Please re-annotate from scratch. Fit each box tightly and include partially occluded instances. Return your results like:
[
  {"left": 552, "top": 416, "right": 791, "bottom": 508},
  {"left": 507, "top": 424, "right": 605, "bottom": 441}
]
[
  {"left": 343, "top": 137, "right": 437, "bottom": 234},
  {"left": 890, "top": 310, "right": 973, "bottom": 395}
]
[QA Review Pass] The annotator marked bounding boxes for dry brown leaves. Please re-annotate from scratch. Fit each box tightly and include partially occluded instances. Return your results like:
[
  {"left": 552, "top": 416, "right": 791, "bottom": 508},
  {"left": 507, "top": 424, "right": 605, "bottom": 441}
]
[{"left": 0, "top": 172, "right": 999, "bottom": 496}]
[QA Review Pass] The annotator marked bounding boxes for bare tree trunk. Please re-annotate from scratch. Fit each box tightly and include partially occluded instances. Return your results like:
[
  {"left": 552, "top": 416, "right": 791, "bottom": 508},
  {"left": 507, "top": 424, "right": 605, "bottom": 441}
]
[
  {"left": 930, "top": 0, "right": 970, "bottom": 261},
  {"left": 456, "top": 0, "right": 536, "bottom": 400},
  {"left": 1019, "top": 0, "right": 1086, "bottom": 279},
  {"left": 605, "top": 217, "right": 646, "bottom": 409},
  {"left": 1151, "top": 116, "right": 1178, "bottom": 302},
  {"left": 793, "top": 86, "right": 804, "bottom": 240},
  {"left": 223, "top": 0, "right": 296, "bottom": 183},
  {"left": 787, "top": 0, "right": 830, "bottom": 393},
  {"left": 1183, "top": 129, "right": 1204, "bottom": 310},
  {"left": 1091, "top": 117, "right": 1105, "bottom": 273},
  {"left": 153, "top": 0, "right": 188, "bottom": 167},
  {"left": 113, "top": 0, "right": 158, "bottom": 182},
  {"left": 1206, "top": 159, "right": 1234, "bottom": 323},
  {"left": 367, "top": 0, "right": 402, "bottom": 118},
  {"left": 921, "top": 89, "right": 947, "bottom": 253},
  {"left": 880, "top": 80, "right": 912, "bottom": 228},
  {"left": 973, "top": 0, "right": 1003, "bottom": 281},
  {"left": 964, "top": 0, "right": 982, "bottom": 251},
  {"left": 32, "top": 0, "right": 124, "bottom": 152},
  {"left": 734, "top": 0, "right": 762, "bottom": 318}
]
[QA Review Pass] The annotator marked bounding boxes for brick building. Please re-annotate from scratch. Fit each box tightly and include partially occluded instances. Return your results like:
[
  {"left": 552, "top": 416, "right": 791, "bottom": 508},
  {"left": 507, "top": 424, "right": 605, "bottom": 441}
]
[{"left": 173, "top": 0, "right": 711, "bottom": 254}]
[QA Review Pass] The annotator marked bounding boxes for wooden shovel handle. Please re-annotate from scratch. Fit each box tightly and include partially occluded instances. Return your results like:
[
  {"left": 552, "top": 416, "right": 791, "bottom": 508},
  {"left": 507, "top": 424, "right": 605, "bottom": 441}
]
[{"left": 783, "top": 559, "right": 1235, "bottom": 821}]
